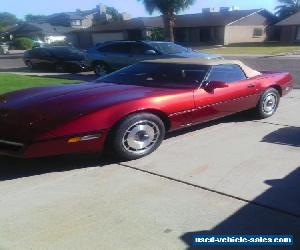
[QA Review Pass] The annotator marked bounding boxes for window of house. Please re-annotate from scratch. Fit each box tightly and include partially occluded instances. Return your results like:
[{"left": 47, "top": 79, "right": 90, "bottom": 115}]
[
  {"left": 253, "top": 28, "right": 263, "bottom": 37},
  {"left": 207, "top": 65, "right": 246, "bottom": 83},
  {"left": 71, "top": 20, "right": 81, "bottom": 26},
  {"left": 296, "top": 27, "right": 300, "bottom": 41}
]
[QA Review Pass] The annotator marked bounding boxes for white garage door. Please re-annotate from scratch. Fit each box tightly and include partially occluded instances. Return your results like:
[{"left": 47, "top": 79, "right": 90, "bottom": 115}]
[{"left": 92, "top": 32, "right": 124, "bottom": 45}]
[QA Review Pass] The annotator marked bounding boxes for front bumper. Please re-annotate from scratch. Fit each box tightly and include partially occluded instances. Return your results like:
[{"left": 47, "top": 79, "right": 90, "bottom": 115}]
[{"left": 0, "top": 131, "right": 108, "bottom": 158}]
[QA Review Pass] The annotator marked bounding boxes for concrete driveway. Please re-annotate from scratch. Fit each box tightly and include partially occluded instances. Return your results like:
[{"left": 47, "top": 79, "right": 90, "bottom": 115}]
[{"left": 0, "top": 89, "right": 299, "bottom": 249}]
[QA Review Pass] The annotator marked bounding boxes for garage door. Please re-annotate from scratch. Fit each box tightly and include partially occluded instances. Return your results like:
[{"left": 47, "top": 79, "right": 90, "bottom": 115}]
[{"left": 92, "top": 32, "right": 124, "bottom": 45}]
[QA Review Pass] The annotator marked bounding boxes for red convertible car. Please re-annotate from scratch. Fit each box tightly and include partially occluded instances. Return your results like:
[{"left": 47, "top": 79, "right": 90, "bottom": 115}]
[{"left": 0, "top": 58, "right": 293, "bottom": 160}]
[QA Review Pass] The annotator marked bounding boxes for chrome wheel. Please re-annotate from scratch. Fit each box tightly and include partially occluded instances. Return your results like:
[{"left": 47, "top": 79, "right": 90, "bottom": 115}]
[
  {"left": 262, "top": 93, "right": 278, "bottom": 115},
  {"left": 95, "top": 63, "right": 108, "bottom": 76},
  {"left": 122, "top": 120, "right": 160, "bottom": 153}
]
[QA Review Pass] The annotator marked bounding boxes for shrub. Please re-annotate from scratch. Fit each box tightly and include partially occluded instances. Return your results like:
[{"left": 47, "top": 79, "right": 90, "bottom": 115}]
[
  {"left": 150, "top": 28, "right": 165, "bottom": 41},
  {"left": 14, "top": 37, "right": 33, "bottom": 50}
]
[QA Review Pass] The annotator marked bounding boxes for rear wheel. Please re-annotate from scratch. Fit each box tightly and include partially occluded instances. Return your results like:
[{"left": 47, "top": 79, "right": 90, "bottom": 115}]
[
  {"left": 94, "top": 62, "right": 110, "bottom": 77},
  {"left": 110, "top": 113, "right": 165, "bottom": 160},
  {"left": 25, "top": 60, "right": 34, "bottom": 69},
  {"left": 255, "top": 88, "right": 280, "bottom": 119}
]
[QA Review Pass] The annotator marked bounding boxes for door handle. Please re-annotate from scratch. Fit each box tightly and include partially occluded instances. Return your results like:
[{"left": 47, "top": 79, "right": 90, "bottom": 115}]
[{"left": 247, "top": 84, "right": 256, "bottom": 88}]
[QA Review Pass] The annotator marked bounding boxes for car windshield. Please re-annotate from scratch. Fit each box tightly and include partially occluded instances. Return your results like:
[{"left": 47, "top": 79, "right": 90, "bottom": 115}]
[
  {"left": 97, "top": 63, "right": 209, "bottom": 88},
  {"left": 149, "top": 42, "right": 189, "bottom": 54}
]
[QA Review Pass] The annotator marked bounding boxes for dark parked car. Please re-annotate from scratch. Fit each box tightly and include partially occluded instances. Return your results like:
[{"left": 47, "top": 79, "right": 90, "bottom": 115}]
[
  {"left": 23, "top": 46, "right": 88, "bottom": 72},
  {"left": 87, "top": 40, "right": 223, "bottom": 76}
]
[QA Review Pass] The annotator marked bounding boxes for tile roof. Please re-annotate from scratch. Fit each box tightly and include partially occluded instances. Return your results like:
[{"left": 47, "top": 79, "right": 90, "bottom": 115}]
[
  {"left": 48, "top": 9, "right": 98, "bottom": 20},
  {"left": 276, "top": 11, "right": 300, "bottom": 26},
  {"left": 86, "top": 9, "right": 266, "bottom": 32},
  {"left": 8, "top": 22, "right": 75, "bottom": 35}
]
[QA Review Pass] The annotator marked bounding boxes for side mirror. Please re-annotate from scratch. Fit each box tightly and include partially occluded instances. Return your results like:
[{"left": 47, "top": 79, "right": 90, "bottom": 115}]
[
  {"left": 204, "top": 81, "right": 228, "bottom": 92},
  {"left": 144, "top": 49, "right": 157, "bottom": 55}
]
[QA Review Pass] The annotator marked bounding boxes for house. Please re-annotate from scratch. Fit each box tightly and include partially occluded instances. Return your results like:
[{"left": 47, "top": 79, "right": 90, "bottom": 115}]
[
  {"left": 276, "top": 11, "right": 300, "bottom": 43},
  {"left": 48, "top": 9, "right": 99, "bottom": 29},
  {"left": 70, "top": 8, "right": 277, "bottom": 48},
  {"left": 5, "top": 3, "right": 132, "bottom": 44},
  {"left": 7, "top": 22, "right": 74, "bottom": 43},
  {"left": 174, "top": 9, "right": 276, "bottom": 45},
  {"left": 47, "top": 4, "right": 131, "bottom": 29}
]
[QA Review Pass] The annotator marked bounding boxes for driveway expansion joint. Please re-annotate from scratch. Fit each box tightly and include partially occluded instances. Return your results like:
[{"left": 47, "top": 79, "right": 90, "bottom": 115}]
[
  {"left": 252, "top": 120, "right": 297, "bottom": 128},
  {"left": 118, "top": 163, "right": 300, "bottom": 219}
]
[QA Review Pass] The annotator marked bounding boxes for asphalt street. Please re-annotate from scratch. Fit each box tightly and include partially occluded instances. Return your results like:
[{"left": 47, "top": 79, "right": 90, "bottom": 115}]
[{"left": 0, "top": 53, "right": 299, "bottom": 88}]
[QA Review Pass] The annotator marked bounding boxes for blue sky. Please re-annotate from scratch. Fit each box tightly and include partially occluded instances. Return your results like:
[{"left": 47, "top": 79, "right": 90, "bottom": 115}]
[{"left": 3, "top": 0, "right": 278, "bottom": 19}]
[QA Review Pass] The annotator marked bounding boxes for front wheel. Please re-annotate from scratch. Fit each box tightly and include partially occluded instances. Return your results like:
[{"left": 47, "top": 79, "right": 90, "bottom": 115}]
[
  {"left": 255, "top": 88, "right": 280, "bottom": 119},
  {"left": 110, "top": 113, "right": 165, "bottom": 160}
]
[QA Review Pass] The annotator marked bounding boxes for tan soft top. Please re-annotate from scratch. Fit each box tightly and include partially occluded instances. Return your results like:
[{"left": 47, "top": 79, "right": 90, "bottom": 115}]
[{"left": 143, "top": 58, "right": 262, "bottom": 78}]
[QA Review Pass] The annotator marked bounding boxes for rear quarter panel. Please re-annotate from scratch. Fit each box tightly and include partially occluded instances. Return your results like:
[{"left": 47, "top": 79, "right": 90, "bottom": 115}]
[{"left": 257, "top": 71, "right": 293, "bottom": 96}]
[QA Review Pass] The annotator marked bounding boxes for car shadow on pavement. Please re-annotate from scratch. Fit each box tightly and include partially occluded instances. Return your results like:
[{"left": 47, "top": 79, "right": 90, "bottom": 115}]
[
  {"left": 0, "top": 154, "right": 117, "bottom": 182},
  {"left": 261, "top": 126, "right": 300, "bottom": 147},
  {"left": 180, "top": 167, "right": 300, "bottom": 250}
]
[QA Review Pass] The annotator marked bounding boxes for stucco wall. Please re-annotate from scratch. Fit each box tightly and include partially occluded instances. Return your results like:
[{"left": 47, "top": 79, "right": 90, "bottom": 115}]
[
  {"left": 224, "top": 12, "right": 271, "bottom": 45},
  {"left": 77, "top": 15, "right": 94, "bottom": 29},
  {"left": 224, "top": 25, "right": 267, "bottom": 45}
]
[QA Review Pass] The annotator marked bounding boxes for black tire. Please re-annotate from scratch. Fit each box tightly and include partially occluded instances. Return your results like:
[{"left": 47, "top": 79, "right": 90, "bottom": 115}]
[
  {"left": 94, "top": 62, "right": 110, "bottom": 76},
  {"left": 110, "top": 113, "right": 165, "bottom": 160},
  {"left": 25, "top": 60, "right": 34, "bottom": 69},
  {"left": 255, "top": 87, "right": 280, "bottom": 119}
]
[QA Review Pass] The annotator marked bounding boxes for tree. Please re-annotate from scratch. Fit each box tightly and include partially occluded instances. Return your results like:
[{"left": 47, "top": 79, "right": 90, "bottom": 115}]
[
  {"left": 150, "top": 27, "right": 165, "bottom": 40},
  {"left": 25, "top": 14, "right": 48, "bottom": 23},
  {"left": 106, "top": 7, "right": 123, "bottom": 21},
  {"left": 93, "top": 6, "right": 123, "bottom": 26},
  {"left": 275, "top": 0, "right": 300, "bottom": 20},
  {"left": 0, "top": 12, "right": 19, "bottom": 32},
  {"left": 137, "top": 0, "right": 195, "bottom": 41}
]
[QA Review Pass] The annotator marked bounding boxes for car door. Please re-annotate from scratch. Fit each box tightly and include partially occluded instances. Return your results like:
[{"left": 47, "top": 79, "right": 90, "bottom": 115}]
[
  {"left": 38, "top": 49, "right": 56, "bottom": 68},
  {"left": 29, "top": 48, "right": 43, "bottom": 66},
  {"left": 97, "top": 42, "right": 132, "bottom": 70},
  {"left": 192, "top": 64, "right": 261, "bottom": 124}
]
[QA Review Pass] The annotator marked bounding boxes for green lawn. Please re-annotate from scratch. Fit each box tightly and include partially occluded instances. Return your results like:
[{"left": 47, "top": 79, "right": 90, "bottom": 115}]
[
  {"left": 201, "top": 45, "right": 300, "bottom": 55},
  {"left": 0, "top": 73, "right": 80, "bottom": 94}
]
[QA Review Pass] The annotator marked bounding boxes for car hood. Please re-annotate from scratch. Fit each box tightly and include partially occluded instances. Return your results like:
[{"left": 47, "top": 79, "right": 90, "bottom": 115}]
[{"left": 0, "top": 82, "right": 181, "bottom": 141}]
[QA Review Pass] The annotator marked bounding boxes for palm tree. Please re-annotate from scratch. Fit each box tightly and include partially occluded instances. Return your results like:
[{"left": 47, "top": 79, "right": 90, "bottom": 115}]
[
  {"left": 137, "top": 0, "right": 195, "bottom": 41},
  {"left": 275, "top": 0, "right": 300, "bottom": 20}
]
